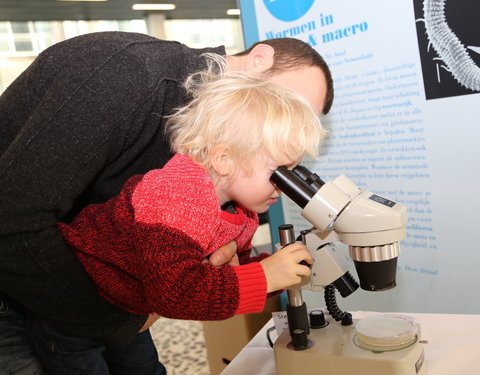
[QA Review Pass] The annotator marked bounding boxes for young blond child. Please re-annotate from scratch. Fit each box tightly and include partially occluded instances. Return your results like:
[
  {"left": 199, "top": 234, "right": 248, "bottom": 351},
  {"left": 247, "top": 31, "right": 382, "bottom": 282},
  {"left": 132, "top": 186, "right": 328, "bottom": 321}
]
[{"left": 57, "top": 69, "right": 325, "bottom": 323}]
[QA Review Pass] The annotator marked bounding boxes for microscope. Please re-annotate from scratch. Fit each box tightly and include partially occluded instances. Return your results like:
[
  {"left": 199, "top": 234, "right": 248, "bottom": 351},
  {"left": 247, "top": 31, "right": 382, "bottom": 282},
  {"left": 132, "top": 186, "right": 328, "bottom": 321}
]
[{"left": 270, "top": 165, "right": 426, "bottom": 375}]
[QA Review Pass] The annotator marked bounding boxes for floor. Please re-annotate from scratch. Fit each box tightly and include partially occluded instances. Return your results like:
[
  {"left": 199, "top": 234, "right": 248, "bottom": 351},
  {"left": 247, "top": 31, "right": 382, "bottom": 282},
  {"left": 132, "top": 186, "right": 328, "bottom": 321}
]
[{"left": 150, "top": 318, "right": 210, "bottom": 375}]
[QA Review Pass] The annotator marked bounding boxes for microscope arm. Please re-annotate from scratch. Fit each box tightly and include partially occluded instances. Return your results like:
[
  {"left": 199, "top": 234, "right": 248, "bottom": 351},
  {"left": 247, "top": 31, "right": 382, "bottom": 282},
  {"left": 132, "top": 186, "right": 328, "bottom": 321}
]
[{"left": 271, "top": 166, "right": 407, "bottom": 292}]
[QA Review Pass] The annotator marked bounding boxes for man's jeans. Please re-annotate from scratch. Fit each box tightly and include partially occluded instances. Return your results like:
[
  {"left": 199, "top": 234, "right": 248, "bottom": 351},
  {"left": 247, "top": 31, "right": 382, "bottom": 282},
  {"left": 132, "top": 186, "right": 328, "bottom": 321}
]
[
  {"left": 0, "top": 299, "right": 167, "bottom": 375},
  {"left": 0, "top": 300, "right": 46, "bottom": 374}
]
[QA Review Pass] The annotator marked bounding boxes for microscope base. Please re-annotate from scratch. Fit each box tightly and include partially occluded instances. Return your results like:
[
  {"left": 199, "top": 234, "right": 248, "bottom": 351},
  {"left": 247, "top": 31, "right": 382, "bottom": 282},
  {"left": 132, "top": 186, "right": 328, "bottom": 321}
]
[{"left": 274, "top": 319, "right": 426, "bottom": 375}]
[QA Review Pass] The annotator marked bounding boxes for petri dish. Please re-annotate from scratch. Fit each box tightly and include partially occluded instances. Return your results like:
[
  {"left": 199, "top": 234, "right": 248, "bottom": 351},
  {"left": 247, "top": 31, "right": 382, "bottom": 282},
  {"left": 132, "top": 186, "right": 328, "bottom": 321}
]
[{"left": 354, "top": 314, "right": 419, "bottom": 352}]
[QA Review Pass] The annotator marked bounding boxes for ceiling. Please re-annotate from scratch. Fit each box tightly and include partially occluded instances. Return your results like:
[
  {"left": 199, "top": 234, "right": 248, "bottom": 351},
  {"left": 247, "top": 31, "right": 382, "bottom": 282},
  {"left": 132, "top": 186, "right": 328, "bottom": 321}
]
[{"left": 0, "top": 0, "right": 240, "bottom": 22}]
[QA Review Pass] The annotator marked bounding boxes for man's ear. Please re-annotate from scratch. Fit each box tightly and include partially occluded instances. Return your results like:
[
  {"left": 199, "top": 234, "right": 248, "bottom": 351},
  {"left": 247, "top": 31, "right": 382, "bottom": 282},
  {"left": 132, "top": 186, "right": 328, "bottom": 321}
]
[
  {"left": 210, "top": 144, "right": 233, "bottom": 176},
  {"left": 244, "top": 44, "right": 275, "bottom": 73}
]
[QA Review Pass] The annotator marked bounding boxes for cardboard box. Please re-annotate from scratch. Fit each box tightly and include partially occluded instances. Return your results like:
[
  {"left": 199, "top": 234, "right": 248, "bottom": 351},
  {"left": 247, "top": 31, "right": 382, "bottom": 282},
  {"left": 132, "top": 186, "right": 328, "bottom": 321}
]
[{"left": 202, "top": 296, "right": 280, "bottom": 375}]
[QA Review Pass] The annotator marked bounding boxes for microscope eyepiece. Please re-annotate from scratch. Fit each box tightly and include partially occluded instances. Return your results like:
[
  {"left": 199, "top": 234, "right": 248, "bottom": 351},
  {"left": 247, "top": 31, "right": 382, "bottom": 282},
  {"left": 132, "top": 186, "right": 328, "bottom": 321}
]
[
  {"left": 270, "top": 167, "right": 316, "bottom": 208},
  {"left": 292, "top": 165, "right": 325, "bottom": 191}
]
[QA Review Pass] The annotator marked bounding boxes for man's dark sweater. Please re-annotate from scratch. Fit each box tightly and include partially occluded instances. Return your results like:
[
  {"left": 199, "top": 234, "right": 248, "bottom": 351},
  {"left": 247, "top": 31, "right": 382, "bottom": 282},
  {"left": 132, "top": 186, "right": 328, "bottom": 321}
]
[{"left": 0, "top": 31, "right": 225, "bottom": 346}]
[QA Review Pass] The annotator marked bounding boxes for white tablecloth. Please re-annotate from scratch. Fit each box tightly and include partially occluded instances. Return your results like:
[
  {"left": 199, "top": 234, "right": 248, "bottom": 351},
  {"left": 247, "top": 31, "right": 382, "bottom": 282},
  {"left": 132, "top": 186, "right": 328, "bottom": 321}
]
[{"left": 220, "top": 311, "right": 480, "bottom": 375}]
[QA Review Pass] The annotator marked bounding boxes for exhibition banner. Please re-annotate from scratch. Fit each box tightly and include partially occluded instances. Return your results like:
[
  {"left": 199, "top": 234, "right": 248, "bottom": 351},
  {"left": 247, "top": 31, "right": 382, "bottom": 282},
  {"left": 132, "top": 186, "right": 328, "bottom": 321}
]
[{"left": 240, "top": 0, "right": 480, "bottom": 313}]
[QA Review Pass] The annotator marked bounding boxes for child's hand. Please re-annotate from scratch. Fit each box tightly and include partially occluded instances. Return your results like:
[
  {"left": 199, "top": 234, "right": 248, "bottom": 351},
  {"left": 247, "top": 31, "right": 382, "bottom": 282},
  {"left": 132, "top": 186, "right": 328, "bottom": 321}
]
[{"left": 260, "top": 243, "right": 312, "bottom": 293}]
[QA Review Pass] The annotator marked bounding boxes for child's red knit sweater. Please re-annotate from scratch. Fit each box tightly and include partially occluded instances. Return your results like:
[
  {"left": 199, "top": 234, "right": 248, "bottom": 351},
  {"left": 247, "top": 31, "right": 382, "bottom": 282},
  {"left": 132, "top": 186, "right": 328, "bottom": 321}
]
[{"left": 58, "top": 154, "right": 268, "bottom": 320}]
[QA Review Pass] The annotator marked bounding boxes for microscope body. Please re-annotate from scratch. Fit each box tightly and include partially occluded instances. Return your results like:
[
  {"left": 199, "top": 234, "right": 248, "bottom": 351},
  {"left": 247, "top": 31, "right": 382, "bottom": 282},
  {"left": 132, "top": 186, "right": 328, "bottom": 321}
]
[{"left": 270, "top": 166, "right": 426, "bottom": 375}]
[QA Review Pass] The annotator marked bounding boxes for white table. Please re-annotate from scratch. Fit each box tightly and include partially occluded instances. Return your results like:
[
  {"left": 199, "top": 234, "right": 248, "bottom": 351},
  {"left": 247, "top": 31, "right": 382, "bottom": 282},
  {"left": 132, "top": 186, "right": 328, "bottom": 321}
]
[{"left": 220, "top": 311, "right": 480, "bottom": 375}]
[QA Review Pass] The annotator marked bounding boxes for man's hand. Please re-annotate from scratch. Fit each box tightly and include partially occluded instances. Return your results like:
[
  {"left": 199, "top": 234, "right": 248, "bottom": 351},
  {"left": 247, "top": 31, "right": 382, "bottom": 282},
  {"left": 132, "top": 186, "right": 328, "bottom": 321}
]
[
  {"left": 139, "top": 313, "right": 160, "bottom": 332},
  {"left": 208, "top": 241, "right": 239, "bottom": 267}
]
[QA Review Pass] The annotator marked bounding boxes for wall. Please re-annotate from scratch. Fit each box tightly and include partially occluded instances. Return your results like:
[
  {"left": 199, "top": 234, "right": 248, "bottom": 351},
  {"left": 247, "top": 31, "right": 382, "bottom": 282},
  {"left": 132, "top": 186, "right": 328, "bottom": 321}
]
[{"left": 239, "top": 0, "right": 480, "bottom": 314}]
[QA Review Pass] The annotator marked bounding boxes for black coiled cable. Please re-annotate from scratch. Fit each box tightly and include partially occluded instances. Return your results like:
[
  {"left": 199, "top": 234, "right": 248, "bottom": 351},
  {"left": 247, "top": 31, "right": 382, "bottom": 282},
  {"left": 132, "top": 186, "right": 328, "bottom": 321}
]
[{"left": 324, "top": 284, "right": 353, "bottom": 326}]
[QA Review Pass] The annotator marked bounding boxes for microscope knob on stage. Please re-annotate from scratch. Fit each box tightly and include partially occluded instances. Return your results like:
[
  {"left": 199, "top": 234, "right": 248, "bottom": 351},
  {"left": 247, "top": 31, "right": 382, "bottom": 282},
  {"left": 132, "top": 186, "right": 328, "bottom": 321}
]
[{"left": 309, "top": 310, "right": 328, "bottom": 329}]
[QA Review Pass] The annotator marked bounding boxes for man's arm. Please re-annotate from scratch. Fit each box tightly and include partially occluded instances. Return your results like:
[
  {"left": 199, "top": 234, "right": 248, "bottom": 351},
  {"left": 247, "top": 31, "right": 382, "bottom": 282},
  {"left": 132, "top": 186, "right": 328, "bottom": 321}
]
[{"left": 0, "top": 40, "right": 161, "bottom": 346}]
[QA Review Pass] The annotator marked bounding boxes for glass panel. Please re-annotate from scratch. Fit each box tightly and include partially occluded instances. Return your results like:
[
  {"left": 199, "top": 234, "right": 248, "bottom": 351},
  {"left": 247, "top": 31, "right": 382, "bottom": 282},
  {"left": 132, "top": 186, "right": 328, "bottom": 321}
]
[
  {"left": 164, "top": 19, "right": 243, "bottom": 54},
  {"left": 36, "top": 35, "right": 55, "bottom": 51},
  {"left": 11, "top": 22, "right": 30, "bottom": 34},
  {"left": 94, "top": 21, "right": 114, "bottom": 32},
  {"left": 118, "top": 20, "right": 147, "bottom": 33},
  {"left": 0, "top": 22, "right": 9, "bottom": 33},
  {"left": 14, "top": 40, "right": 33, "bottom": 52},
  {"left": 33, "top": 22, "right": 53, "bottom": 33}
]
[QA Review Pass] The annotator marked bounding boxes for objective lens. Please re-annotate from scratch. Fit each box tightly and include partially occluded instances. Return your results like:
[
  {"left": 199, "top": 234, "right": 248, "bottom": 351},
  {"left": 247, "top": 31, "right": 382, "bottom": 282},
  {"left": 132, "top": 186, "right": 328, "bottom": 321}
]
[
  {"left": 349, "top": 243, "right": 399, "bottom": 291},
  {"left": 353, "top": 258, "right": 397, "bottom": 291}
]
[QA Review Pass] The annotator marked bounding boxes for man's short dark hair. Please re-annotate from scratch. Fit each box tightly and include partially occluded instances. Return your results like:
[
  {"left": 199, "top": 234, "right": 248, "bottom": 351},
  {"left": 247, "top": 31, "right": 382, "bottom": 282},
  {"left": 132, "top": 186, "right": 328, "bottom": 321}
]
[{"left": 235, "top": 38, "right": 334, "bottom": 114}]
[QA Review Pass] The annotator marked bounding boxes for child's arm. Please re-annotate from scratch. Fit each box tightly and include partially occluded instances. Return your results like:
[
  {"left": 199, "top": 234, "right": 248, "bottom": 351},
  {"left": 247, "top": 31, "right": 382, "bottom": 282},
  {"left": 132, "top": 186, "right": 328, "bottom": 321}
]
[
  {"left": 138, "top": 227, "right": 311, "bottom": 321},
  {"left": 138, "top": 223, "right": 266, "bottom": 321}
]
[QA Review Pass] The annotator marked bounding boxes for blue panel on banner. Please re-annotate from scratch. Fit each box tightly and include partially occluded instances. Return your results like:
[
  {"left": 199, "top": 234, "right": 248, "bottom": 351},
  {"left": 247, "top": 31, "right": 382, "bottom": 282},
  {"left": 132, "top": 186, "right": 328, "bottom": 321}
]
[{"left": 238, "top": 0, "right": 259, "bottom": 47}]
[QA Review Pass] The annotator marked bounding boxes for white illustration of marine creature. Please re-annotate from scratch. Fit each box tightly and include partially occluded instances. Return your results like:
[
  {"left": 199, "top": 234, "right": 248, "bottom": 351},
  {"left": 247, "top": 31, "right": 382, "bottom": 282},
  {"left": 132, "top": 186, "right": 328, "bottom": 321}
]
[{"left": 418, "top": 0, "right": 480, "bottom": 91}]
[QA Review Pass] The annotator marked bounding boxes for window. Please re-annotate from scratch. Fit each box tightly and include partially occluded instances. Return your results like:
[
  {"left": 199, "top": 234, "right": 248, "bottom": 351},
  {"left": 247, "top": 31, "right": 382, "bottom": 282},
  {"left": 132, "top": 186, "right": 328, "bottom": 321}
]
[{"left": 0, "top": 19, "right": 148, "bottom": 93}]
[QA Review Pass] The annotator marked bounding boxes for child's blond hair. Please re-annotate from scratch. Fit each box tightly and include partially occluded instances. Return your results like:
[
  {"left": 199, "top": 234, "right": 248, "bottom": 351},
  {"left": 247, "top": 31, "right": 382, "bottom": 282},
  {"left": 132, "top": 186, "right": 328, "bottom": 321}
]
[{"left": 168, "top": 67, "right": 326, "bottom": 172}]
